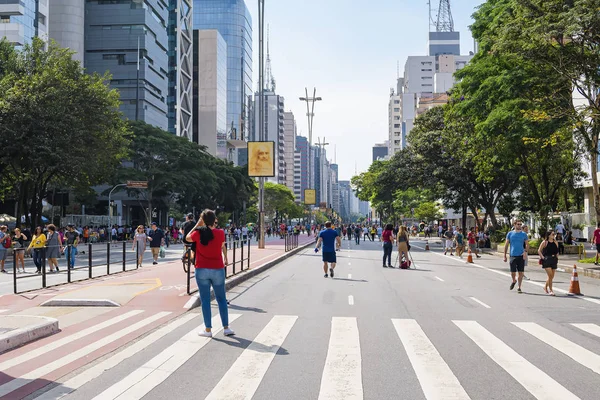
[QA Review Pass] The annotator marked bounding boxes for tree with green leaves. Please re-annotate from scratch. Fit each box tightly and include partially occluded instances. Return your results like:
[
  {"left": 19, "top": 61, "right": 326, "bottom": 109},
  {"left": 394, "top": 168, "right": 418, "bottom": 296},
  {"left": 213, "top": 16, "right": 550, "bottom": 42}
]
[
  {"left": 413, "top": 202, "right": 444, "bottom": 223},
  {"left": 477, "top": 0, "right": 600, "bottom": 222},
  {"left": 0, "top": 38, "right": 129, "bottom": 227},
  {"left": 263, "top": 182, "right": 299, "bottom": 224}
]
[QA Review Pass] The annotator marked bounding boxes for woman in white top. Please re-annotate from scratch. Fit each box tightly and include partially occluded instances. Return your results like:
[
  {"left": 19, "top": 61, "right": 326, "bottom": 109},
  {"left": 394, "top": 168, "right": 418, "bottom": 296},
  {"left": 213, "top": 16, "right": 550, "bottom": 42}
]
[{"left": 132, "top": 225, "right": 147, "bottom": 267}]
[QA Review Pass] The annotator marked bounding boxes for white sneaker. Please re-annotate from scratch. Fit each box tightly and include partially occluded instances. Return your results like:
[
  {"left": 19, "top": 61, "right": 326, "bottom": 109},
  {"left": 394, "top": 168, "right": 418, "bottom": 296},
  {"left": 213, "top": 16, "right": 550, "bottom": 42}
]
[
  {"left": 223, "top": 328, "right": 235, "bottom": 336},
  {"left": 198, "top": 330, "right": 212, "bottom": 337}
]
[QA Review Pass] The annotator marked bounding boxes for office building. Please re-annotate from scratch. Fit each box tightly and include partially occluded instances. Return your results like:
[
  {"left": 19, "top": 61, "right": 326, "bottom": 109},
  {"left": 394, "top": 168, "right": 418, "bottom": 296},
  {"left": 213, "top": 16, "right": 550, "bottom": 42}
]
[
  {"left": 85, "top": 0, "right": 170, "bottom": 130},
  {"left": 293, "top": 152, "right": 302, "bottom": 202},
  {"left": 338, "top": 180, "right": 352, "bottom": 221},
  {"left": 0, "top": 0, "right": 48, "bottom": 47},
  {"left": 373, "top": 142, "right": 389, "bottom": 162},
  {"left": 48, "top": 1, "right": 84, "bottom": 63},
  {"left": 193, "top": 0, "right": 253, "bottom": 164},
  {"left": 283, "top": 111, "right": 297, "bottom": 194},
  {"left": 252, "top": 90, "right": 286, "bottom": 185},
  {"left": 193, "top": 30, "right": 228, "bottom": 158},
  {"left": 389, "top": 83, "right": 403, "bottom": 154},
  {"left": 296, "top": 136, "right": 309, "bottom": 202}
]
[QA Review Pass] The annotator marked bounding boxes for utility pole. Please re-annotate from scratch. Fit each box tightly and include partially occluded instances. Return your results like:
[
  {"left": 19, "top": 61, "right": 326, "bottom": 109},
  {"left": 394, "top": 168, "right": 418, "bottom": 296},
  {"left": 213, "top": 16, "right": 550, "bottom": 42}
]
[{"left": 258, "top": 0, "right": 266, "bottom": 249}]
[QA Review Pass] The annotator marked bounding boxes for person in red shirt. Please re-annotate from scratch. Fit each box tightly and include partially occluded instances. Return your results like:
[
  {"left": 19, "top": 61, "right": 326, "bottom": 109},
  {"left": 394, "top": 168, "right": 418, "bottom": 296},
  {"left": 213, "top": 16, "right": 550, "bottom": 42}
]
[
  {"left": 186, "top": 209, "right": 235, "bottom": 338},
  {"left": 593, "top": 223, "right": 600, "bottom": 266},
  {"left": 467, "top": 227, "right": 481, "bottom": 258},
  {"left": 381, "top": 224, "right": 395, "bottom": 268}
]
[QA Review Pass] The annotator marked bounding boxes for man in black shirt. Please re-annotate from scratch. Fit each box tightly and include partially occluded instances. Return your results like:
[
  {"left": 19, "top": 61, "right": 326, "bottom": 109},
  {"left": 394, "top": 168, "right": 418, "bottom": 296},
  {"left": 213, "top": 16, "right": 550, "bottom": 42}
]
[
  {"left": 65, "top": 224, "right": 79, "bottom": 269},
  {"left": 148, "top": 222, "right": 164, "bottom": 265}
]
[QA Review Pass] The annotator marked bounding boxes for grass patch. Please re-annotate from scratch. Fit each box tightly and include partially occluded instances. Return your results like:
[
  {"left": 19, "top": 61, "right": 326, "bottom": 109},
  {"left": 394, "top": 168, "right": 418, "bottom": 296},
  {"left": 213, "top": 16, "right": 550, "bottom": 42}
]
[{"left": 578, "top": 257, "right": 598, "bottom": 264}]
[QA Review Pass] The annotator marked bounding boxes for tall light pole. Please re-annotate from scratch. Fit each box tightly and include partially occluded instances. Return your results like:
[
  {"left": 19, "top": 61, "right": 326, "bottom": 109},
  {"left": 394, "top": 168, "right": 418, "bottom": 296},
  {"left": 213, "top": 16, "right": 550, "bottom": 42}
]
[
  {"left": 258, "top": 0, "right": 266, "bottom": 249},
  {"left": 108, "top": 183, "right": 127, "bottom": 226},
  {"left": 315, "top": 137, "right": 329, "bottom": 209},
  {"left": 299, "top": 88, "right": 322, "bottom": 223}
]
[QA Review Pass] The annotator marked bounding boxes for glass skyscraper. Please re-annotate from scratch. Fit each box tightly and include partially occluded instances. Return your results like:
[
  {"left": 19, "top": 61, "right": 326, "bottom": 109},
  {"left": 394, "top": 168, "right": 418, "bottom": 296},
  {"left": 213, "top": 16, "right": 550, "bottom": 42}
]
[
  {"left": 0, "top": 0, "right": 48, "bottom": 47},
  {"left": 193, "top": 0, "right": 253, "bottom": 142}
]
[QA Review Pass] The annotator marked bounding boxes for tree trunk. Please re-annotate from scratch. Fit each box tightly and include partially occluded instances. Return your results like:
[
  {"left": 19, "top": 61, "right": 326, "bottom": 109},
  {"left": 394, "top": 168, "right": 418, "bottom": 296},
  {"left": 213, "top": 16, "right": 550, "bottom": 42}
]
[{"left": 461, "top": 202, "right": 467, "bottom": 233}]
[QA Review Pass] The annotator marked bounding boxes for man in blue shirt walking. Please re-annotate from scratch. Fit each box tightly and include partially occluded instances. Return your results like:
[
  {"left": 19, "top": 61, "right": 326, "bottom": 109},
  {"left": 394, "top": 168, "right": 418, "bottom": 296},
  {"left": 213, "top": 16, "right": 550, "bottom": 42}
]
[
  {"left": 504, "top": 219, "right": 529, "bottom": 293},
  {"left": 316, "top": 221, "right": 342, "bottom": 278}
]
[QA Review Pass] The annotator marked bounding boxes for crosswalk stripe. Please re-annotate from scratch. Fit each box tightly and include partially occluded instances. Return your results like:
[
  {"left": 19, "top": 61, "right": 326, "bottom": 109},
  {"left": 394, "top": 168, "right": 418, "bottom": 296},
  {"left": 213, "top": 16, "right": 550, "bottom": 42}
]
[
  {"left": 0, "top": 309, "right": 7, "bottom": 314},
  {"left": 0, "top": 310, "right": 144, "bottom": 372},
  {"left": 571, "top": 323, "right": 600, "bottom": 339},
  {"left": 513, "top": 322, "right": 600, "bottom": 375},
  {"left": 92, "top": 313, "right": 242, "bottom": 400},
  {"left": 33, "top": 313, "right": 199, "bottom": 400},
  {"left": 0, "top": 311, "right": 171, "bottom": 398},
  {"left": 455, "top": 321, "right": 579, "bottom": 400},
  {"left": 205, "top": 315, "right": 298, "bottom": 400},
  {"left": 393, "top": 319, "right": 470, "bottom": 400},
  {"left": 318, "top": 317, "right": 363, "bottom": 400}
]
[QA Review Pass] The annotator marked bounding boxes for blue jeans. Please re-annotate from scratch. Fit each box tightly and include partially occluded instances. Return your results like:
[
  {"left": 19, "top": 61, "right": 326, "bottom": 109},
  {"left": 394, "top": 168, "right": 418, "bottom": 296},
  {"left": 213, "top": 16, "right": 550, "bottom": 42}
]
[
  {"left": 33, "top": 248, "right": 43, "bottom": 270},
  {"left": 195, "top": 268, "right": 229, "bottom": 329},
  {"left": 383, "top": 242, "right": 393, "bottom": 266},
  {"left": 67, "top": 246, "right": 77, "bottom": 268}
]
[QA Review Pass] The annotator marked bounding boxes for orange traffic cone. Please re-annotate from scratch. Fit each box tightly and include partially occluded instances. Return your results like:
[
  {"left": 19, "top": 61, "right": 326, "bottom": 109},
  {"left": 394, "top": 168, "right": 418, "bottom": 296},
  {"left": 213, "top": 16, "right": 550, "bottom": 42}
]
[
  {"left": 425, "top": 240, "right": 430, "bottom": 251},
  {"left": 467, "top": 248, "right": 474, "bottom": 263},
  {"left": 568, "top": 265, "right": 583, "bottom": 296}
]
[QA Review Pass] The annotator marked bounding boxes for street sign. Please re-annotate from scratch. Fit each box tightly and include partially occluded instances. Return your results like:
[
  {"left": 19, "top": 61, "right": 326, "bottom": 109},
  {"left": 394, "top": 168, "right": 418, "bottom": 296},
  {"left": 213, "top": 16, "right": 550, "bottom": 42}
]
[{"left": 127, "top": 181, "right": 148, "bottom": 188}]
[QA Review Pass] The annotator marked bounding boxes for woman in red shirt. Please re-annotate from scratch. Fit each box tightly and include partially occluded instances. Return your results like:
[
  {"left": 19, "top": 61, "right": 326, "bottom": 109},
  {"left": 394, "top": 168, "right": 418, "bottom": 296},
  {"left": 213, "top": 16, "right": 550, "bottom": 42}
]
[
  {"left": 186, "top": 209, "right": 234, "bottom": 337},
  {"left": 382, "top": 224, "right": 395, "bottom": 268}
]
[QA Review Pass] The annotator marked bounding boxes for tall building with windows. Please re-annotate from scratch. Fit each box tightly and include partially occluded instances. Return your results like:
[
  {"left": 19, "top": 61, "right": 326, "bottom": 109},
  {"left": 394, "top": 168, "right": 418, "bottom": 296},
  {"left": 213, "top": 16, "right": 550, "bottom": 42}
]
[
  {"left": 296, "top": 136, "right": 309, "bottom": 202},
  {"left": 0, "top": 0, "right": 48, "bottom": 47},
  {"left": 193, "top": 0, "right": 253, "bottom": 163},
  {"left": 283, "top": 111, "right": 296, "bottom": 195},
  {"left": 252, "top": 90, "right": 285, "bottom": 185},
  {"left": 85, "top": 0, "right": 170, "bottom": 130}
]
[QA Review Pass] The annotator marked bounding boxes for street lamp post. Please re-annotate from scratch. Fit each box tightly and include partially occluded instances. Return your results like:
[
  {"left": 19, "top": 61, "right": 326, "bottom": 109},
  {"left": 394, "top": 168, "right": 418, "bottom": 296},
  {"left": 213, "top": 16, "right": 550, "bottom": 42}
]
[
  {"left": 258, "top": 0, "right": 266, "bottom": 249},
  {"left": 108, "top": 183, "right": 127, "bottom": 226},
  {"left": 299, "top": 88, "right": 322, "bottom": 226}
]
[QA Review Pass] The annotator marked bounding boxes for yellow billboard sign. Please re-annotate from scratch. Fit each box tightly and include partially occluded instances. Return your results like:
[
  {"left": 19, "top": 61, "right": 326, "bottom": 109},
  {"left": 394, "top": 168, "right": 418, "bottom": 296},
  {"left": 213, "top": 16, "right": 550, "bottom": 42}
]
[{"left": 304, "top": 189, "right": 316, "bottom": 205}]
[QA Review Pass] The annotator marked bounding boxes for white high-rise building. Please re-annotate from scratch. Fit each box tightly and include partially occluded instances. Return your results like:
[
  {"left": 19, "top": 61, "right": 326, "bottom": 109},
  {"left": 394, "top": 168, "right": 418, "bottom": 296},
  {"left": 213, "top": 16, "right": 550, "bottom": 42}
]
[
  {"left": 388, "top": 29, "right": 473, "bottom": 156},
  {"left": 283, "top": 111, "right": 296, "bottom": 195},
  {"left": 252, "top": 90, "right": 286, "bottom": 185},
  {"left": 293, "top": 152, "right": 302, "bottom": 202},
  {"left": 48, "top": 1, "right": 84, "bottom": 63}
]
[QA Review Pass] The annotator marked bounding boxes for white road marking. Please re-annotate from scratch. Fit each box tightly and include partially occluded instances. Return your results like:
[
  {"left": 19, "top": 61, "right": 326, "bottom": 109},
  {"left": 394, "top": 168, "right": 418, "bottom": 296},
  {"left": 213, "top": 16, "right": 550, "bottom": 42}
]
[
  {"left": 393, "top": 319, "right": 470, "bottom": 400},
  {"left": 571, "top": 323, "right": 600, "bottom": 339},
  {"left": 348, "top": 295, "right": 354, "bottom": 305},
  {"left": 183, "top": 294, "right": 199, "bottom": 309},
  {"left": 455, "top": 320, "right": 579, "bottom": 400},
  {"left": 514, "top": 322, "right": 600, "bottom": 375},
  {"left": 205, "top": 315, "right": 297, "bottom": 400},
  {"left": 348, "top": 274, "right": 352, "bottom": 279},
  {"left": 469, "top": 297, "right": 491, "bottom": 309},
  {"left": 411, "top": 244, "right": 600, "bottom": 306},
  {"left": 318, "top": 317, "right": 362, "bottom": 400},
  {"left": 0, "top": 311, "right": 171, "bottom": 398},
  {"left": 33, "top": 313, "right": 199, "bottom": 400},
  {"left": 0, "top": 309, "right": 7, "bottom": 314},
  {"left": 0, "top": 310, "right": 144, "bottom": 372},
  {"left": 94, "top": 314, "right": 241, "bottom": 400},
  {"left": 434, "top": 276, "right": 444, "bottom": 282}
]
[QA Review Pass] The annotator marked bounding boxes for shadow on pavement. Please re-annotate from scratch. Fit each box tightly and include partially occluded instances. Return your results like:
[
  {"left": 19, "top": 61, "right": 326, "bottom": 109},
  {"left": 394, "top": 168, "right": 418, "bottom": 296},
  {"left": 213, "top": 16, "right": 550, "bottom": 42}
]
[
  {"left": 332, "top": 277, "right": 368, "bottom": 283},
  {"left": 211, "top": 336, "right": 290, "bottom": 355},
  {"left": 227, "top": 304, "right": 267, "bottom": 313}
]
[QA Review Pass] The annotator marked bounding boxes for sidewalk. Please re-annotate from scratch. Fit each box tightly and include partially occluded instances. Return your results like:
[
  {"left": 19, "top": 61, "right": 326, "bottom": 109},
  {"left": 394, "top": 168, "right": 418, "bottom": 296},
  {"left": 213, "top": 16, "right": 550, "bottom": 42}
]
[
  {"left": 0, "top": 235, "right": 313, "bottom": 356},
  {"left": 423, "top": 237, "right": 600, "bottom": 280}
]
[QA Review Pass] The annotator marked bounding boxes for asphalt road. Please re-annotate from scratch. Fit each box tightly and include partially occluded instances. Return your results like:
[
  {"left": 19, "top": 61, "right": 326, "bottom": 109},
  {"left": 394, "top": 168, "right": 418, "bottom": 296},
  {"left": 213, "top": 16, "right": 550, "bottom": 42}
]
[{"left": 26, "top": 237, "right": 600, "bottom": 399}]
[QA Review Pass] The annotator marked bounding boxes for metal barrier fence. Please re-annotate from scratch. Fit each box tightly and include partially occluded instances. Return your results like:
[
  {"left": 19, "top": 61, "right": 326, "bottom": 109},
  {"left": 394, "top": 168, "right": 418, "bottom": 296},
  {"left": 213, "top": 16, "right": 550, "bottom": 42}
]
[
  {"left": 12, "top": 241, "right": 140, "bottom": 294},
  {"left": 285, "top": 233, "right": 299, "bottom": 252},
  {"left": 186, "top": 238, "right": 251, "bottom": 295}
]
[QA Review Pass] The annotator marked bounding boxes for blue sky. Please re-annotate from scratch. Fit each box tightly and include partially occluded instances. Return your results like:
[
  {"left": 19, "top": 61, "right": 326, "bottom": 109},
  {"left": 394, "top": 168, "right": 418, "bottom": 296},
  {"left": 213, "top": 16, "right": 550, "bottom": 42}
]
[{"left": 249, "top": 0, "right": 484, "bottom": 180}]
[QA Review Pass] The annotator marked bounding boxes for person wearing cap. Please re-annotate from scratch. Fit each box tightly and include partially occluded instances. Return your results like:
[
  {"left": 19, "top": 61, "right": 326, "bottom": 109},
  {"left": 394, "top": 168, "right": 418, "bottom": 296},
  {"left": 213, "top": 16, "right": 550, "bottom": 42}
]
[{"left": 148, "top": 222, "right": 165, "bottom": 265}]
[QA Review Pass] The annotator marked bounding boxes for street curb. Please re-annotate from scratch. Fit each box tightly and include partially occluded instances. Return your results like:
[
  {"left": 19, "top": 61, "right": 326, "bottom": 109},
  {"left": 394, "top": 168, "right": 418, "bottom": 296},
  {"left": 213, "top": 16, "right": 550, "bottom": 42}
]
[
  {"left": 40, "top": 299, "right": 120, "bottom": 307},
  {"left": 0, "top": 315, "right": 59, "bottom": 354},
  {"left": 186, "top": 240, "right": 315, "bottom": 309}
]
